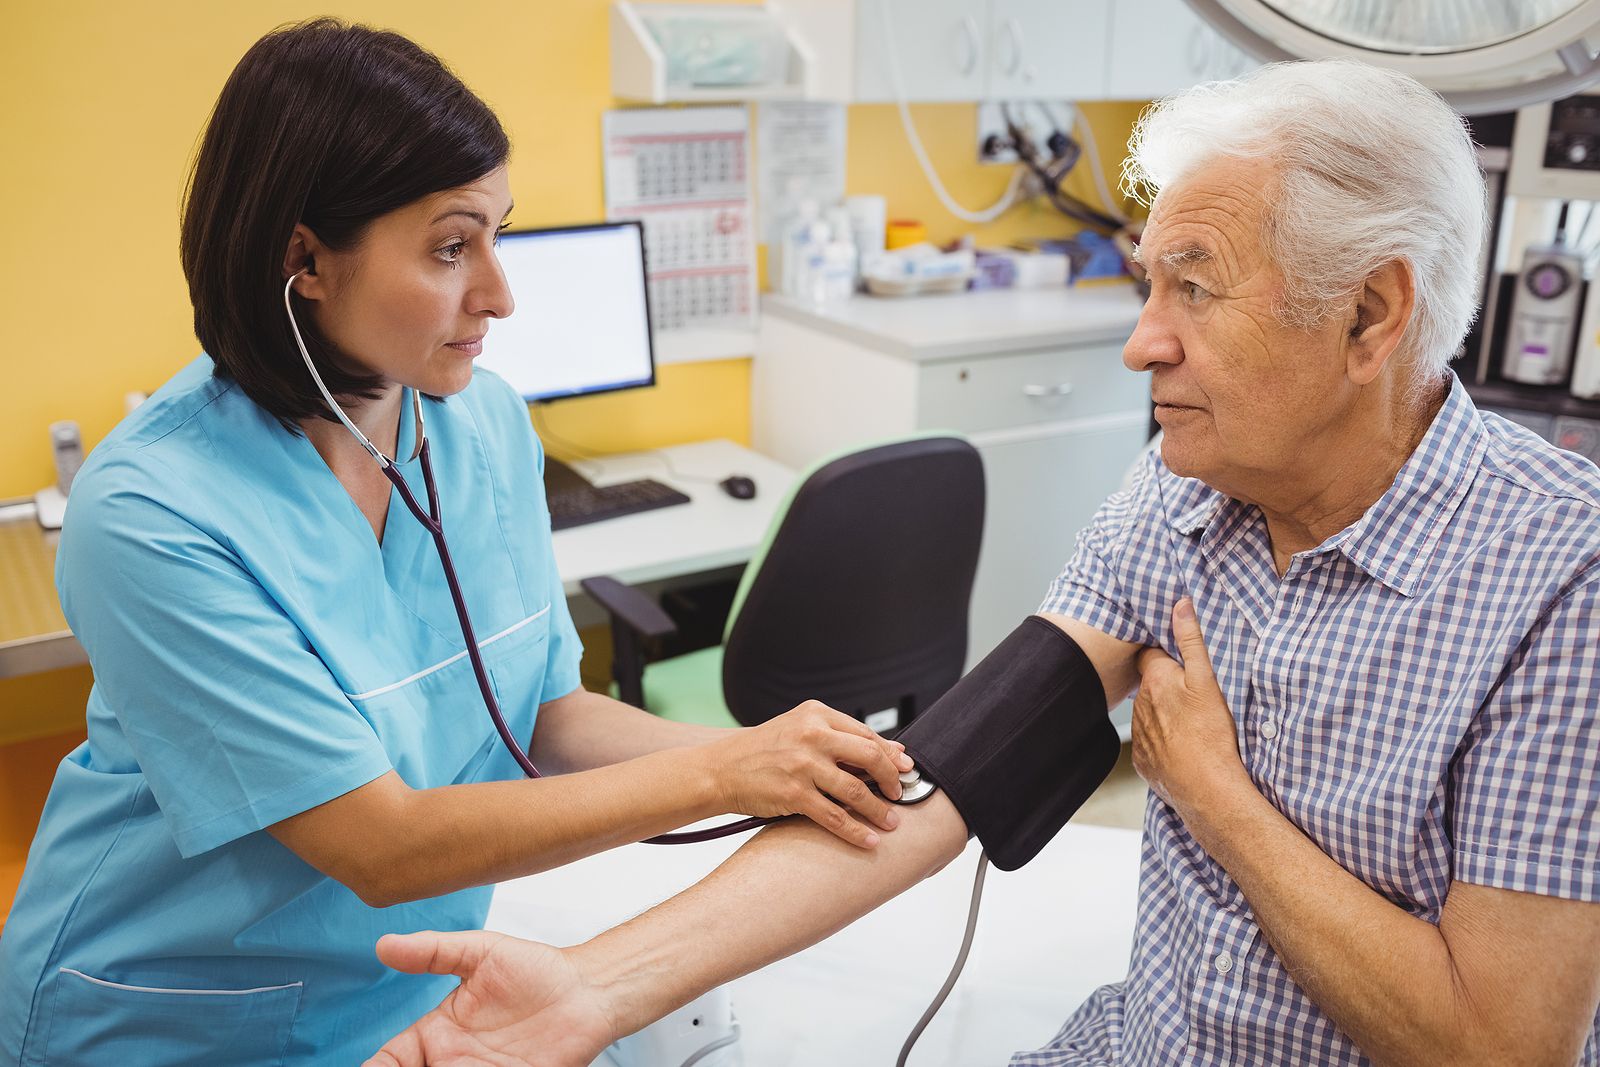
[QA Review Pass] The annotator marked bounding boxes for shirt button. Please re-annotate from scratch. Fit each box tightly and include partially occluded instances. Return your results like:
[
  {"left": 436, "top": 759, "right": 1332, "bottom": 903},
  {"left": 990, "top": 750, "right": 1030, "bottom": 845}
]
[
  {"left": 1260, "top": 719, "right": 1279, "bottom": 739},
  {"left": 1214, "top": 952, "right": 1234, "bottom": 975}
]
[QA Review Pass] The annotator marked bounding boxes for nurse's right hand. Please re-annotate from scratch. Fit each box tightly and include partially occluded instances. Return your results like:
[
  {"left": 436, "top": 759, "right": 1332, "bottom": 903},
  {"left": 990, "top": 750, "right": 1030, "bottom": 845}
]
[{"left": 708, "top": 700, "right": 914, "bottom": 849}]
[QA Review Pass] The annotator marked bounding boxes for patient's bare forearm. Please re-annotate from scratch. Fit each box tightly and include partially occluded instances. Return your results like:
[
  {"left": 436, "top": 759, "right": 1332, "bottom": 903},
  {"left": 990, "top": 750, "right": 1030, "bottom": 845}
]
[{"left": 572, "top": 791, "right": 970, "bottom": 1037}]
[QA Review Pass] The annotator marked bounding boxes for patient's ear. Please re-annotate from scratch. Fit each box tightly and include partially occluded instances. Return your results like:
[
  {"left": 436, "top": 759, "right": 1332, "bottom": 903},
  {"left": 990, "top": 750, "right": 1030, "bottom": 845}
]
[{"left": 1346, "top": 259, "right": 1414, "bottom": 386}]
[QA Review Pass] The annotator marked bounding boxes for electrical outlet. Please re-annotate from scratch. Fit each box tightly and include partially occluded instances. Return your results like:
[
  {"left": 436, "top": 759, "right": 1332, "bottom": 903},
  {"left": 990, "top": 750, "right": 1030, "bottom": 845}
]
[{"left": 977, "top": 100, "right": 1075, "bottom": 165}]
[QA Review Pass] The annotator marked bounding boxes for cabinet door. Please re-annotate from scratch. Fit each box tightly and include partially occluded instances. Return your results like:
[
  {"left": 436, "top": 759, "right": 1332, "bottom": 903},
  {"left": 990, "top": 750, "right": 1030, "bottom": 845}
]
[
  {"left": 987, "top": 0, "right": 1110, "bottom": 101},
  {"left": 853, "top": 0, "right": 988, "bottom": 103},
  {"left": 964, "top": 418, "right": 1150, "bottom": 670},
  {"left": 1105, "top": 0, "right": 1229, "bottom": 100}
]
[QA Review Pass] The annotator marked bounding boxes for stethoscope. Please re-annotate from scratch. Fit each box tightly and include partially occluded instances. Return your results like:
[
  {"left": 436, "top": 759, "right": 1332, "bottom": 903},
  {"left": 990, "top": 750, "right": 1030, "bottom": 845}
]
[{"left": 283, "top": 271, "right": 767, "bottom": 845}]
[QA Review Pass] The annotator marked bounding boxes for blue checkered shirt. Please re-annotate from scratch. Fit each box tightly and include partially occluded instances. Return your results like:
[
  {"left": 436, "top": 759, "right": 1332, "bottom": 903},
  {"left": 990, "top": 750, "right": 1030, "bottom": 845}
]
[{"left": 1026, "top": 376, "right": 1600, "bottom": 1066}]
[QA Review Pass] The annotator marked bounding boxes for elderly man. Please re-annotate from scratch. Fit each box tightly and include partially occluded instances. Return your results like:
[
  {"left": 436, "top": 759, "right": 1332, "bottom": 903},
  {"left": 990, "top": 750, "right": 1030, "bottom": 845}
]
[{"left": 368, "top": 60, "right": 1600, "bottom": 1066}]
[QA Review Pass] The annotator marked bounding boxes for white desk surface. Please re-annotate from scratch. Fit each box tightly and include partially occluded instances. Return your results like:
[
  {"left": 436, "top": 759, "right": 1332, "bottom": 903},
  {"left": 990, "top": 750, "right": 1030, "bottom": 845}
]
[
  {"left": 762, "top": 287, "right": 1146, "bottom": 363},
  {"left": 488, "top": 821, "right": 1142, "bottom": 1066},
  {"left": 552, "top": 440, "right": 797, "bottom": 597}
]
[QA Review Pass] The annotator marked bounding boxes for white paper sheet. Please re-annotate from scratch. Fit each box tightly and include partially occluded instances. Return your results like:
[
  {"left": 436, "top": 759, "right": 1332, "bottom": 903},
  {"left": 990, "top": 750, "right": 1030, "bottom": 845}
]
[{"left": 756, "top": 100, "right": 847, "bottom": 246}]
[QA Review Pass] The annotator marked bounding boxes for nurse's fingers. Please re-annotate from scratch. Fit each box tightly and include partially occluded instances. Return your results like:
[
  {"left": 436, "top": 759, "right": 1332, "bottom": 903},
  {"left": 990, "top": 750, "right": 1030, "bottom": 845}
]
[
  {"left": 375, "top": 929, "right": 496, "bottom": 978},
  {"left": 799, "top": 790, "right": 883, "bottom": 849},
  {"left": 821, "top": 764, "right": 900, "bottom": 832},
  {"left": 832, "top": 732, "right": 910, "bottom": 802},
  {"left": 820, "top": 704, "right": 913, "bottom": 760}
]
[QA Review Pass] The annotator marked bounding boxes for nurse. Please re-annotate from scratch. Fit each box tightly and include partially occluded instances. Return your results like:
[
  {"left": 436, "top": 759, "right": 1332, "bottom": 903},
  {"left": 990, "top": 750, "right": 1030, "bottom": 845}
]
[{"left": 0, "top": 18, "right": 910, "bottom": 1065}]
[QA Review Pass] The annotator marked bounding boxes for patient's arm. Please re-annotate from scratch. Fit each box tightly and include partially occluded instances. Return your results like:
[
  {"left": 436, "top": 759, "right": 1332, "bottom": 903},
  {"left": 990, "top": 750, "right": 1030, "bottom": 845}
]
[
  {"left": 366, "top": 613, "right": 1142, "bottom": 1066},
  {"left": 365, "top": 795, "right": 968, "bottom": 1067}
]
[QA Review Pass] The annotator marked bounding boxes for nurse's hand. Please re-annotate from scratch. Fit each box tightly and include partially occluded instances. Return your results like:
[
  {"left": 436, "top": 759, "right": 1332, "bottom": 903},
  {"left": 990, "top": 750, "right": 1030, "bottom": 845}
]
[
  {"left": 709, "top": 700, "right": 914, "bottom": 848},
  {"left": 363, "top": 930, "right": 611, "bottom": 1067}
]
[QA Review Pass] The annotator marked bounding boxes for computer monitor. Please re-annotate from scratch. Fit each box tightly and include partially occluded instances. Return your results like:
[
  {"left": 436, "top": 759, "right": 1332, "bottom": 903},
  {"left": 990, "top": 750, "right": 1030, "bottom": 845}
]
[{"left": 477, "top": 220, "right": 655, "bottom": 403}]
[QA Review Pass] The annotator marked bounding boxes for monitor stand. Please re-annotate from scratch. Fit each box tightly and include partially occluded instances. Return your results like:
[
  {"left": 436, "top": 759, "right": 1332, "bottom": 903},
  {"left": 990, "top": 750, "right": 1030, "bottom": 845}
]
[{"left": 543, "top": 455, "right": 593, "bottom": 497}]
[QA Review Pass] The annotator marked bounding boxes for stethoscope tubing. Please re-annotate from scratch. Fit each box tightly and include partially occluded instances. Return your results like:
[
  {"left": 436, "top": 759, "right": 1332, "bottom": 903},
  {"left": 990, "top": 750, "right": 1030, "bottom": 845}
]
[{"left": 284, "top": 272, "right": 770, "bottom": 846}]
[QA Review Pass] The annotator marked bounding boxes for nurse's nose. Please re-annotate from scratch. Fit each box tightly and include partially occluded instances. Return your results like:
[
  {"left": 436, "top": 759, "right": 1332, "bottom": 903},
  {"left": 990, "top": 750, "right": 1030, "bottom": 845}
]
[{"left": 472, "top": 252, "right": 514, "bottom": 320}]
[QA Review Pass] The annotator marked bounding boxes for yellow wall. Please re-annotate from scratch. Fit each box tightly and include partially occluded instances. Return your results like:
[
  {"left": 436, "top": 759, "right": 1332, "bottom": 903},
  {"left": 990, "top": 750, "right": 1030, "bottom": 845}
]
[
  {"left": 1, "top": 2, "right": 1142, "bottom": 493},
  {"left": 0, "top": 2, "right": 1143, "bottom": 883}
]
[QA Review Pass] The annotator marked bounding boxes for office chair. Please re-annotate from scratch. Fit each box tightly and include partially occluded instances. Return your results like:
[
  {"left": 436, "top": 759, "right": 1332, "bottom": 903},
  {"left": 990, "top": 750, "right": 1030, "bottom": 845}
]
[{"left": 580, "top": 433, "right": 985, "bottom": 730}]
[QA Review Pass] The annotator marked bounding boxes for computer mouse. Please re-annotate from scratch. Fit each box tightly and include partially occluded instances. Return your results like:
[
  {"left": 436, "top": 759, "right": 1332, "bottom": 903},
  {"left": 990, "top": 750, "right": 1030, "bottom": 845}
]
[{"left": 719, "top": 475, "right": 757, "bottom": 500}]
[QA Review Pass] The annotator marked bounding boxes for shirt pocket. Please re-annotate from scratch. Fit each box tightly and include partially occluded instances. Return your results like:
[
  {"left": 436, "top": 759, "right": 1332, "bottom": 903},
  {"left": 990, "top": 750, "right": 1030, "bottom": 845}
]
[
  {"left": 349, "top": 605, "right": 554, "bottom": 788},
  {"left": 43, "top": 967, "right": 302, "bottom": 1067}
]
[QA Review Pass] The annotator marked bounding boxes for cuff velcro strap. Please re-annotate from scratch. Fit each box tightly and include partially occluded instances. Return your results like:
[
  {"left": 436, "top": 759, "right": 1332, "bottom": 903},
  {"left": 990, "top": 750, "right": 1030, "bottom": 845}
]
[{"left": 896, "top": 616, "right": 1121, "bottom": 871}]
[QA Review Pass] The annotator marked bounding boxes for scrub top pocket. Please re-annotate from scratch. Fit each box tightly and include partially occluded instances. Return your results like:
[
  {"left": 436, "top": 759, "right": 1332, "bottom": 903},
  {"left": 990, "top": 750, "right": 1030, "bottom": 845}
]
[{"left": 42, "top": 968, "right": 302, "bottom": 1067}]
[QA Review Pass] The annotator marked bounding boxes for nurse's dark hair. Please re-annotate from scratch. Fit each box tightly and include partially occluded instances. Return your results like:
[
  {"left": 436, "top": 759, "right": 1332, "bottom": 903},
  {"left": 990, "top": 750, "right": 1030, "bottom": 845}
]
[{"left": 180, "top": 18, "right": 510, "bottom": 426}]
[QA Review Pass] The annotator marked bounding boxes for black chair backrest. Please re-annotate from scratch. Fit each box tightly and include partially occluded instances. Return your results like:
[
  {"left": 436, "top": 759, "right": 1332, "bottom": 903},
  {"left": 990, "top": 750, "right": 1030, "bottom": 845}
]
[{"left": 721, "top": 435, "right": 985, "bottom": 727}]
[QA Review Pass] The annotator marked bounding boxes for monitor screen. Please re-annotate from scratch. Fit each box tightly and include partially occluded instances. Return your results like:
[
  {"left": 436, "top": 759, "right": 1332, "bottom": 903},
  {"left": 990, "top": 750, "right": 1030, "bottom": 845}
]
[{"left": 477, "top": 221, "right": 655, "bottom": 402}]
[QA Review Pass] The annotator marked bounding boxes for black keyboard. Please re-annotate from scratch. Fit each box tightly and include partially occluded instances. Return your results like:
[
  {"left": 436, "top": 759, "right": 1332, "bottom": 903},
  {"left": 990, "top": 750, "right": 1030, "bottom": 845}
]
[{"left": 547, "top": 478, "right": 691, "bottom": 531}]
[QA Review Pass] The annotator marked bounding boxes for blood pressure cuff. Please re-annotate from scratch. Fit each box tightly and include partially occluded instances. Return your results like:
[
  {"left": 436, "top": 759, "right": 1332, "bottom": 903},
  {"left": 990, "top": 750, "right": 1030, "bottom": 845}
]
[{"left": 896, "top": 616, "right": 1121, "bottom": 871}]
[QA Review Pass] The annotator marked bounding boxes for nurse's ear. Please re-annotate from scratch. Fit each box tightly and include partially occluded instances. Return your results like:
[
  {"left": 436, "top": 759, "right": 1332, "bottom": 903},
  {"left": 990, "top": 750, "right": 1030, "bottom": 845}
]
[{"left": 282, "top": 224, "right": 330, "bottom": 301}]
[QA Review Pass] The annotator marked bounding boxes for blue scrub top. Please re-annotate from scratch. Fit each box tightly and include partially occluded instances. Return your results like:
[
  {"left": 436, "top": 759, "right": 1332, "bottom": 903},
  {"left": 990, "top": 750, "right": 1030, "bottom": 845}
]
[{"left": 0, "top": 356, "right": 584, "bottom": 1065}]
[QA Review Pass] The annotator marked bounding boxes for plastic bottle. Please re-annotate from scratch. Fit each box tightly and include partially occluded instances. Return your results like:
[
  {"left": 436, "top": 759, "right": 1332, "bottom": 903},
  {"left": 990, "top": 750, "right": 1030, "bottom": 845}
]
[
  {"left": 821, "top": 205, "right": 858, "bottom": 300},
  {"left": 778, "top": 199, "right": 821, "bottom": 299}
]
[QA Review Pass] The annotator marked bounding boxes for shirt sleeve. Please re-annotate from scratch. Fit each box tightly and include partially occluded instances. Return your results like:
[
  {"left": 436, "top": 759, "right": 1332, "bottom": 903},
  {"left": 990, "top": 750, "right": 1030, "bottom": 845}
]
[
  {"left": 57, "top": 450, "right": 394, "bottom": 859},
  {"left": 1036, "top": 452, "right": 1160, "bottom": 647},
  {"left": 539, "top": 546, "right": 584, "bottom": 705},
  {"left": 1450, "top": 572, "right": 1600, "bottom": 901}
]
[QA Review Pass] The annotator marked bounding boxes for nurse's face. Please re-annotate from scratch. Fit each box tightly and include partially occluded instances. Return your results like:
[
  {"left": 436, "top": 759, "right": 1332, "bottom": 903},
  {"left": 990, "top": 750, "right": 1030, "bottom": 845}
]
[{"left": 300, "top": 166, "right": 515, "bottom": 400}]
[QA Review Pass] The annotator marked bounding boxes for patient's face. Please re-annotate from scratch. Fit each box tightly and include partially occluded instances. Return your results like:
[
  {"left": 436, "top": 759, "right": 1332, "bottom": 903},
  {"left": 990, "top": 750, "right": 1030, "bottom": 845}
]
[{"left": 1122, "top": 156, "right": 1357, "bottom": 504}]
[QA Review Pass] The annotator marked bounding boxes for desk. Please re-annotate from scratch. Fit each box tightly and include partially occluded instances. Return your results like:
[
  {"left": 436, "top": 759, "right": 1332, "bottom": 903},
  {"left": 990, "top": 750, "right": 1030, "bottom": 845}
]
[
  {"left": 553, "top": 440, "right": 796, "bottom": 629},
  {"left": 0, "top": 441, "right": 794, "bottom": 680},
  {"left": 488, "top": 821, "right": 1142, "bottom": 1066}
]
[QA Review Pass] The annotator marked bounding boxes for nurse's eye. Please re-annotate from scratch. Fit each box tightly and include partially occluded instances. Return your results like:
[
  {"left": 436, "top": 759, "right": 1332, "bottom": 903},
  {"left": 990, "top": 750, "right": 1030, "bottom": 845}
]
[
  {"left": 437, "top": 241, "right": 466, "bottom": 268},
  {"left": 494, "top": 221, "right": 511, "bottom": 247}
]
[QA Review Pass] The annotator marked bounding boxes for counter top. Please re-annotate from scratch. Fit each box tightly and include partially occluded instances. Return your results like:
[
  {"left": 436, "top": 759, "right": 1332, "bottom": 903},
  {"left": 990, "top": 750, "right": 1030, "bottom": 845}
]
[
  {"left": 0, "top": 501, "right": 83, "bottom": 680},
  {"left": 761, "top": 285, "right": 1145, "bottom": 362}
]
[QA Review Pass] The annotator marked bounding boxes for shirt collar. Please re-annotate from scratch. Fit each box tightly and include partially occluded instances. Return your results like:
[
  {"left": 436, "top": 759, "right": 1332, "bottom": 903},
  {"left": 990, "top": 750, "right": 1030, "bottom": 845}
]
[
  {"left": 1160, "top": 374, "right": 1485, "bottom": 597},
  {"left": 1328, "top": 374, "right": 1484, "bottom": 596}
]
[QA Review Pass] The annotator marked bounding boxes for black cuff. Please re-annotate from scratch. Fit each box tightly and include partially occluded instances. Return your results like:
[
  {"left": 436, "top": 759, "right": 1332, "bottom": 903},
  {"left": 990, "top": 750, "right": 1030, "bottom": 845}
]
[{"left": 896, "top": 616, "right": 1122, "bottom": 871}]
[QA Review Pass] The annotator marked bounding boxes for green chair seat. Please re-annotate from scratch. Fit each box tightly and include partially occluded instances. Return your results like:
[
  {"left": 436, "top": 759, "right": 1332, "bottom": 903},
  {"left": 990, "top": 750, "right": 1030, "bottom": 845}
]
[{"left": 640, "top": 645, "right": 739, "bottom": 729}]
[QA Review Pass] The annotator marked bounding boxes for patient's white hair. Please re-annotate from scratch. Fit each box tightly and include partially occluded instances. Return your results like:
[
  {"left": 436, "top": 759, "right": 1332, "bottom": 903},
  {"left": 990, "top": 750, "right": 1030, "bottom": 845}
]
[{"left": 1123, "top": 59, "right": 1487, "bottom": 381}]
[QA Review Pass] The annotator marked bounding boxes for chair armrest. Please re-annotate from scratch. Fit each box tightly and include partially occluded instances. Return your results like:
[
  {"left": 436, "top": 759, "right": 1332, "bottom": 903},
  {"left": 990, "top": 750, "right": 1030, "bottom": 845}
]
[
  {"left": 580, "top": 576, "right": 679, "bottom": 640},
  {"left": 579, "top": 576, "right": 678, "bottom": 710}
]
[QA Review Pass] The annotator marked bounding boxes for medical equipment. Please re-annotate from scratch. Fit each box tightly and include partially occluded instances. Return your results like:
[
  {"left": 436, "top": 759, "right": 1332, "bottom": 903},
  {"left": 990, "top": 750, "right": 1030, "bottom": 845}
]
[
  {"left": 884, "top": 616, "right": 1121, "bottom": 1065},
  {"left": 897, "top": 615, "right": 1122, "bottom": 871},
  {"left": 599, "top": 987, "right": 743, "bottom": 1067},
  {"left": 1503, "top": 206, "right": 1587, "bottom": 385},
  {"left": 1573, "top": 276, "right": 1600, "bottom": 397},
  {"left": 283, "top": 272, "right": 782, "bottom": 846}
]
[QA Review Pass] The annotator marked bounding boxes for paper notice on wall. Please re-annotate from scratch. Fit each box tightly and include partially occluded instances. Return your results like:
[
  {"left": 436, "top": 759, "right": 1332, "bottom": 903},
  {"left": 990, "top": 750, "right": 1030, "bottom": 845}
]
[
  {"left": 756, "top": 101, "right": 846, "bottom": 245},
  {"left": 603, "top": 105, "right": 756, "bottom": 332}
]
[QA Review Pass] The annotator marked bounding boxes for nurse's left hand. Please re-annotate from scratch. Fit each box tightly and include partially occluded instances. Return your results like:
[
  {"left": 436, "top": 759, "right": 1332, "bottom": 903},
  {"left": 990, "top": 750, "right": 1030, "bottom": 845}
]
[
  {"left": 364, "top": 930, "right": 613, "bottom": 1067},
  {"left": 1130, "top": 598, "right": 1251, "bottom": 821}
]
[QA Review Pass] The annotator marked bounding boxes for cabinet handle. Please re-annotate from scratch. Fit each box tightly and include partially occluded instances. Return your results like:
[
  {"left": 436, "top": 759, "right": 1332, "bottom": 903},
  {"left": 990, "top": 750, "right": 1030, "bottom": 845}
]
[
  {"left": 998, "top": 18, "right": 1022, "bottom": 77},
  {"left": 1023, "top": 382, "right": 1075, "bottom": 398},
  {"left": 957, "top": 15, "right": 980, "bottom": 76}
]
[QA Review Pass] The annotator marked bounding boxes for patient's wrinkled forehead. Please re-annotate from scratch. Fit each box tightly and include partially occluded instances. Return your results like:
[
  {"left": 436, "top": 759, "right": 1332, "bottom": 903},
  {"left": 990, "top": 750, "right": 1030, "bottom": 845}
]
[{"left": 1139, "top": 156, "right": 1277, "bottom": 287}]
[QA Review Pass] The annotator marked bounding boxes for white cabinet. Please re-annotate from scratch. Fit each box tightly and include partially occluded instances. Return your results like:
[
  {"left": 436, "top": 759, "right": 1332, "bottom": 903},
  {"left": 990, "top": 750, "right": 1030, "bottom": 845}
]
[
  {"left": 753, "top": 290, "right": 1150, "bottom": 673},
  {"left": 851, "top": 0, "right": 987, "bottom": 102},
  {"left": 1105, "top": 0, "right": 1257, "bottom": 101},
  {"left": 785, "top": 0, "right": 1108, "bottom": 102},
  {"left": 989, "top": 0, "right": 1109, "bottom": 101}
]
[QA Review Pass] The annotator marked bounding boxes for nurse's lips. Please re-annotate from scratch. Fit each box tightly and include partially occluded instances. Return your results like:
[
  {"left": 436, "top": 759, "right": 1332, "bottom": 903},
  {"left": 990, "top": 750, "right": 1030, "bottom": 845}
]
[{"left": 444, "top": 334, "right": 486, "bottom": 356}]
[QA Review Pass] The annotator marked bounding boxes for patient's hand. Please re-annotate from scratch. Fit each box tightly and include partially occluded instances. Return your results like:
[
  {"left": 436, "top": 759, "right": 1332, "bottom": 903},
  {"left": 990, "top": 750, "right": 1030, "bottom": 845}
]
[{"left": 363, "top": 930, "right": 614, "bottom": 1067}]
